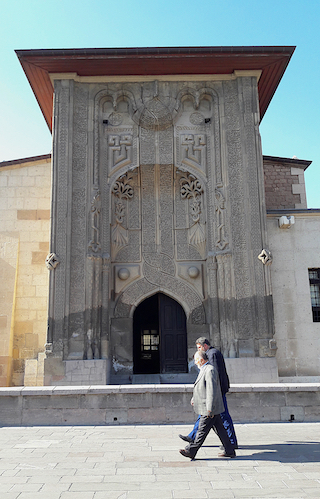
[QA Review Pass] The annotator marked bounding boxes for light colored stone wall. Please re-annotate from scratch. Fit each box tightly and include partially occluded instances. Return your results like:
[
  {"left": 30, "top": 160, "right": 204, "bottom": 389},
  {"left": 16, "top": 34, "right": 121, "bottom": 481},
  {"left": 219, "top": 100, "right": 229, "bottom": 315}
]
[
  {"left": 267, "top": 212, "right": 320, "bottom": 377},
  {"left": 0, "top": 157, "right": 51, "bottom": 386},
  {"left": 0, "top": 383, "right": 319, "bottom": 425}
]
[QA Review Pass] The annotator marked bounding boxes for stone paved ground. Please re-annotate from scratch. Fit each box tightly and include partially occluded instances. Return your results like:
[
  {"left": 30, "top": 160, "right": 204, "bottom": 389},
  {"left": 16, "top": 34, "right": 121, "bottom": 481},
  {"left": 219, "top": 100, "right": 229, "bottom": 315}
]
[{"left": 0, "top": 422, "right": 319, "bottom": 499}]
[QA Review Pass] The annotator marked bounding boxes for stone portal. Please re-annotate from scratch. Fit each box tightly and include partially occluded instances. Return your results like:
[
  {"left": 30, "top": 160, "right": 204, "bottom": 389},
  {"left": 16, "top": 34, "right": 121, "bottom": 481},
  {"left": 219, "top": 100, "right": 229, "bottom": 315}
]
[{"left": 43, "top": 61, "right": 277, "bottom": 385}]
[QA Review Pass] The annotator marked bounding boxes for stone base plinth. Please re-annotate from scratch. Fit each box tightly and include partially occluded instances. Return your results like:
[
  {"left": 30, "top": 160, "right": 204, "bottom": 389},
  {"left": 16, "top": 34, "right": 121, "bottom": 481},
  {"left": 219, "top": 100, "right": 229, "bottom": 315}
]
[
  {"left": 44, "top": 359, "right": 107, "bottom": 386},
  {"left": 225, "top": 357, "right": 279, "bottom": 383},
  {"left": 0, "top": 383, "right": 319, "bottom": 426}
]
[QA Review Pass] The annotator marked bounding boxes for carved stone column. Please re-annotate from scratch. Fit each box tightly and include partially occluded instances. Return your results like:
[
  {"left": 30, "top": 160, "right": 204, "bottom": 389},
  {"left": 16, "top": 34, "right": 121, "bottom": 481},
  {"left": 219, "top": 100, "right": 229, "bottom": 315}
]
[
  {"left": 206, "top": 254, "right": 220, "bottom": 349},
  {"left": 216, "top": 253, "right": 237, "bottom": 357},
  {"left": 47, "top": 79, "right": 74, "bottom": 360}
]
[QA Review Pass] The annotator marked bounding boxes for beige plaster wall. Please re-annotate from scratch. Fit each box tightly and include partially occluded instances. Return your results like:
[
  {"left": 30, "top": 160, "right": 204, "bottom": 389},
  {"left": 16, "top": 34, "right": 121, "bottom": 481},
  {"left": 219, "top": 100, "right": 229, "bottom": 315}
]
[
  {"left": 0, "top": 157, "right": 51, "bottom": 386},
  {"left": 267, "top": 213, "right": 320, "bottom": 378}
]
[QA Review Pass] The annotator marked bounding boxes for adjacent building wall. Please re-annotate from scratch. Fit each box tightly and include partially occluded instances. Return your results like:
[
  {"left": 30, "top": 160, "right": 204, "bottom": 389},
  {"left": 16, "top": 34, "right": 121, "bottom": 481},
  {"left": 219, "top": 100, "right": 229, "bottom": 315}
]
[
  {"left": 263, "top": 156, "right": 310, "bottom": 210},
  {"left": 0, "top": 154, "right": 318, "bottom": 386},
  {"left": 0, "top": 156, "right": 51, "bottom": 386},
  {"left": 267, "top": 211, "right": 320, "bottom": 378}
]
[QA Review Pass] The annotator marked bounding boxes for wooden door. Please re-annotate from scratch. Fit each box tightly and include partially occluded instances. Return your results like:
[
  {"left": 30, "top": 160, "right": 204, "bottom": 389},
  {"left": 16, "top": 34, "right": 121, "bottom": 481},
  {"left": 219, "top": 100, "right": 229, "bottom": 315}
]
[
  {"left": 159, "top": 294, "right": 188, "bottom": 373},
  {"left": 133, "top": 294, "right": 160, "bottom": 374},
  {"left": 133, "top": 293, "right": 187, "bottom": 374}
]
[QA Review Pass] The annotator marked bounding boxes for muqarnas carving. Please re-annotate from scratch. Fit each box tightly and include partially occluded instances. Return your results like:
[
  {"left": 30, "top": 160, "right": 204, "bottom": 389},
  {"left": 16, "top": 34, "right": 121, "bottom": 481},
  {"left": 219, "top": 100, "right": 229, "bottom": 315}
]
[
  {"left": 179, "top": 172, "right": 206, "bottom": 258},
  {"left": 111, "top": 172, "right": 134, "bottom": 258}
]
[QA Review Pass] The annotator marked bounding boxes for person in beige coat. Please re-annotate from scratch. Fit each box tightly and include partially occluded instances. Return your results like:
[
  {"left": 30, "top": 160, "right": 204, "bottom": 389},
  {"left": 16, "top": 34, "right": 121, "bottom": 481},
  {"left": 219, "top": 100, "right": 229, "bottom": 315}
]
[{"left": 179, "top": 350, "right": 236, "bottom": 459}]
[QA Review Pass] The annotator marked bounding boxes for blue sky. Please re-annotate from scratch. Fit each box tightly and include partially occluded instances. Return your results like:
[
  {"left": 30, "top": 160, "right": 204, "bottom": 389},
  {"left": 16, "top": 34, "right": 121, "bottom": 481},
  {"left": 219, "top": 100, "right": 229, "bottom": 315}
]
[{"left": 1, "top": 0, "right": 319, "bottom": 207}]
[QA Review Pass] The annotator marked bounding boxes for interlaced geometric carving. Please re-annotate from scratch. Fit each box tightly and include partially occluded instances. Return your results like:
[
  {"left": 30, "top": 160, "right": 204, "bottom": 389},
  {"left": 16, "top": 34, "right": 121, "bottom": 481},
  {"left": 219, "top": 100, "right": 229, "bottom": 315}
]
[
  {"left": 88, "top": 187, "right": 101, "bottom": 253},
  {"left": 108, "top": 134, "right": 133, "bottom": 170},
  {"left": 215, "top": 188, "right": 228, "bottom": 250},
  {"left": 180, "top": 134, "right": 206, "bottom": 171},
  {"left": 139, "top": 98, "right": 173, "bottom": 130}
]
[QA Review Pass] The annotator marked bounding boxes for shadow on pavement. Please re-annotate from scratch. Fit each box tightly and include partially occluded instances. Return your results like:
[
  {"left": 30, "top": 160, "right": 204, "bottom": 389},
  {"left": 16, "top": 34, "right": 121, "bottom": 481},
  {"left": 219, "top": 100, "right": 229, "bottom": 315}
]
[{"left": 200, "top": 441, "right": 320, "bottom": 462}]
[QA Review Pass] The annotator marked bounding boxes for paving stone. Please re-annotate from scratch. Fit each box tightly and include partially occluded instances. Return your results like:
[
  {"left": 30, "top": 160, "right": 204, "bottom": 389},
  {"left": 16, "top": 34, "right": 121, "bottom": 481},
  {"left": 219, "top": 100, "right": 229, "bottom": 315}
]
[
  {"left": 125, "top": 492, "right": 173, "bottom": 499},
  {"left": 0, "top": 484, "right": 16, "bottom": 493},
  {"left": 170, "top": 491, "right": 209, "bottom": 499},
  {"left": 115, "top": 467, "right": 154, "bottom": 475},
  {"left": 1, "top": 494, "right": 21, "bottom": 499},
  {"left": 0, "top": 423, "right": 319, "bottom": 498},
  {"left": 60, "top": 493, "right": 95, "bottom": 499},
  {"left": 206, "top": 491, "right": 238, "bottom": 498},
  {"left": 93, "top": 493, "right": 128, "bottom": 499},
  {"left": 10, "top": 483, "right": 43, "bottom": 492}
]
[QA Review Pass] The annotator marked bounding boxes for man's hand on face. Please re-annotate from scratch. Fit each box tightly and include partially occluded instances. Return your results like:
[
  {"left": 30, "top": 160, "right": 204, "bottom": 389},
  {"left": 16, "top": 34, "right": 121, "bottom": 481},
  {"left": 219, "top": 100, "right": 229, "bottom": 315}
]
[{"left": 197, "top": 343, "right": 205, "bottom": 352}]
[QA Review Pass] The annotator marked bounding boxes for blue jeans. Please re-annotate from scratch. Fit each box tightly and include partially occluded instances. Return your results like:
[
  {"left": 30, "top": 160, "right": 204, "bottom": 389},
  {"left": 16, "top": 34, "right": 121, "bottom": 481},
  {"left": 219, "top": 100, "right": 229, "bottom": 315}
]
[{"left": 188, "top": 394, "right": 238, "bottom": 447}]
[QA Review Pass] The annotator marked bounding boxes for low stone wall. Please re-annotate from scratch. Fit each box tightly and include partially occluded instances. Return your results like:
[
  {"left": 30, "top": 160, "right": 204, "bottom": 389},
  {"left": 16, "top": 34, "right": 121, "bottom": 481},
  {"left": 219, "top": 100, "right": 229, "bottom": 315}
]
[{"left": 0, "top": 384, "right": 319, "bottom": 426}]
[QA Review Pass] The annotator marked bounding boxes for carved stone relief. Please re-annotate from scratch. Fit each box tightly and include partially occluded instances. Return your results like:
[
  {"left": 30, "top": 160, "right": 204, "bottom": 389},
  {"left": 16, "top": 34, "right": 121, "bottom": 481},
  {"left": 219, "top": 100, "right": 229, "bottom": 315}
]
[
  {"left": 178, "top": 171, "right": 206, "bottom": 259},
  {"left": 114, "top": 275, "right": 205, "bottom": 324},
  {"left": 215, "top": 188, "right": 228, "bottom": 250},
  {"left": 49, "top": 80, "right": 72, "bottom": 358},
  {"left": 46, "top": 253, "right": 60, "bottom": 270},
  {"left": 108, "top": 134, "right": 133, "bottom": 171},
  {"left": 258, "top": 248, "right": 272, "bottom": 265},
  {"left": 88, "top": 187, "right": 101, "bottom": 254},
  {"left": 48, "top": 78, "right": 274, "bottom": 369},
  {"left": 177, "top": 262, "right": 204, "bottom": 298},
  {"left": 111, "top": 172, "right": 134, "bottom": 259},
  {"left": 216, "top": 253, "right": 237, "bottom": 357},
  {"left": 180, "top": 134, "right": 207, "bottom": 171},
  {"left": 114, "top": 263, "right": 141, "bottom": 295}
]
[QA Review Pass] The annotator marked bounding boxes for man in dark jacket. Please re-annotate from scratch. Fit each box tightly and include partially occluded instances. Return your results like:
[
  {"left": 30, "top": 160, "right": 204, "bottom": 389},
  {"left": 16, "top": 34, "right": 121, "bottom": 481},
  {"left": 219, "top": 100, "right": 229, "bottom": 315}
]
[{"left": 179, "top": 337, "right": 238, "bottom": 448}]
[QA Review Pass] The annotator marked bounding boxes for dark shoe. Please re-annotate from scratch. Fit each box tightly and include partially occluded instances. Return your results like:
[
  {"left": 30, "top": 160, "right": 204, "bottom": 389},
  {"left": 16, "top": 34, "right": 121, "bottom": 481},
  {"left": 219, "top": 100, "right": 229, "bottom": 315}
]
[
  {"left": 218, "top": 451, "right": 236, "bottom": 458},
  {"left": 179, "top": 434, "right": 193, "bottom": 443},
  {"left": 179, "top": 449, "right": 195, "bottom": 460}
]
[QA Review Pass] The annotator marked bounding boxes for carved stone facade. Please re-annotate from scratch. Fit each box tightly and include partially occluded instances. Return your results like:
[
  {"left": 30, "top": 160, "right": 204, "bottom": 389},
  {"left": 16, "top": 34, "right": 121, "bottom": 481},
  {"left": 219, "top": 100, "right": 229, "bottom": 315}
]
[{"left": 46, "top": 76, "right": 275, "bottom": 383}]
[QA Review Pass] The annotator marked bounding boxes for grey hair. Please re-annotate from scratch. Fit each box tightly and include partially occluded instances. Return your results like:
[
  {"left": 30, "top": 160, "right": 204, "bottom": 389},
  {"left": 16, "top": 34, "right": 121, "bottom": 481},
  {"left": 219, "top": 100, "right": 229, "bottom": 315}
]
[
  {"left": 194, "top": 350, "right": 208, "bottom": 361},
  {"left": 195, "top": 336, "right": 210, "bottom": 347}
]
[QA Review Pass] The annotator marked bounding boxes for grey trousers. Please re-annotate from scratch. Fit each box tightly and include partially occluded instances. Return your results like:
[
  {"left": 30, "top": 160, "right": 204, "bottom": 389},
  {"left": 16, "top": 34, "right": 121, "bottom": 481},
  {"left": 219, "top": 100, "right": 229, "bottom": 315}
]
[{"left": 185, "top": 414, "right": 235, "bottom": 458}]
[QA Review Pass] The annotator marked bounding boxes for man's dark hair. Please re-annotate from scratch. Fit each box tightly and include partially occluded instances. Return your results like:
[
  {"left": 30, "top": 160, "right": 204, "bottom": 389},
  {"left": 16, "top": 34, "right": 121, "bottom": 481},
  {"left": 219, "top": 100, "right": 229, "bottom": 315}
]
[
  {"left": 195, "top": 336, "right": 210, "bottom": 346},
  {"left": 195, "top": 350, "right": 208, "bottom": 361}
]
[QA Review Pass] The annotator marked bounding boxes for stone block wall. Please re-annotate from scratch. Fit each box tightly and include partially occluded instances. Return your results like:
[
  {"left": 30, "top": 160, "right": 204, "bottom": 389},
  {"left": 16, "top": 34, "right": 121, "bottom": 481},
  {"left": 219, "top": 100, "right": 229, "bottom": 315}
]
[
  {"left": 0, "top": 155, "right": 51, "bottom": 386},
  {"left": 0, "top": 384, "right": 319, "bottom": 426},
  {"left": 267, "top": 211, "right": 320, "bottom": 378},
  {"left": 263, "top": 156, "right": 309, "bottom": 210}
]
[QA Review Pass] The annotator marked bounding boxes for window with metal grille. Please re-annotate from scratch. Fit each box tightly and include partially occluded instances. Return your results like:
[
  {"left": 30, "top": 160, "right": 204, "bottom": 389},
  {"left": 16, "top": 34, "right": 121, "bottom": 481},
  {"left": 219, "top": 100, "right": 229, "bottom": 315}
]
[{"left": 308, "top": 269, "right": 320, "bottom": 322}]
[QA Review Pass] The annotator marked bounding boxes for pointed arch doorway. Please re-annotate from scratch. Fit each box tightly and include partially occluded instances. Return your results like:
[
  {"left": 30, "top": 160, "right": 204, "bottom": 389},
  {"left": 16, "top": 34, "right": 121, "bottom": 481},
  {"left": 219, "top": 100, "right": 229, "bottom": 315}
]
[{"left": 133, "top": 293, "right": 188, "bottom": 374}]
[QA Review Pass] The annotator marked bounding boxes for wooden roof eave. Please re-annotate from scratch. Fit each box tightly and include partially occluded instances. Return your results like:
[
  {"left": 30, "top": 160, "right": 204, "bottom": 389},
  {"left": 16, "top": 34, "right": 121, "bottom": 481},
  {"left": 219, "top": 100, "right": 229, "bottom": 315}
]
[{"left": 15, "top": 46, "right": 296, "bottom": 133}]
